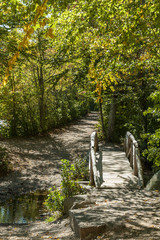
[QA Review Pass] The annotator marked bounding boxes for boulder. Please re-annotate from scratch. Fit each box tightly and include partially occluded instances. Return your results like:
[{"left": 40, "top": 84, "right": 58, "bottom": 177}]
[
  {"left": 146, "top": 170, "right": 160, "bottom": 190},
  {"left": 63, "top": 195, "right": 94, "bottom": 215}
]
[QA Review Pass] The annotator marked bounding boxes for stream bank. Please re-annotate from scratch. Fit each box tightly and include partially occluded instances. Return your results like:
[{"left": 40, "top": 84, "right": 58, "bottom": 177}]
[{"left": 0, "top": 112, "right": 98, "bottom": 239}]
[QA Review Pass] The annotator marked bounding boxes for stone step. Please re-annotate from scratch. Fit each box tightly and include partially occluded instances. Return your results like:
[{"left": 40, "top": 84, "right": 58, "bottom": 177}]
[{"left": 69, "top": 189, "right": 160, "bottom": 240}]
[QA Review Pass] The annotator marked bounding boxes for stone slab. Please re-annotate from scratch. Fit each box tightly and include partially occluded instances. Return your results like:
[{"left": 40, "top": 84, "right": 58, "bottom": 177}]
[{"left": 69, "top": 189, "right": 160, "bottom": 240}]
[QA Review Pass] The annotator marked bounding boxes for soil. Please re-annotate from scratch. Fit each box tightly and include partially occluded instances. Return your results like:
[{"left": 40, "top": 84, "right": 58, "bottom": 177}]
[{"left": 0, "top": 112, "right": 98, "bottom": 240}]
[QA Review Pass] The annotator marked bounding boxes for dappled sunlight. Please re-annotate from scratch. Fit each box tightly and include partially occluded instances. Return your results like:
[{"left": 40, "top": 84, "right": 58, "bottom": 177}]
[
  {"left": 101, "top": 144, "right": 138, "bottom": 189},
  {"left": 0, "top": 112, "right": 98, "bottom": 205},
  {"left": 71, "top": 188, "right": 160, "bottom": 239}
]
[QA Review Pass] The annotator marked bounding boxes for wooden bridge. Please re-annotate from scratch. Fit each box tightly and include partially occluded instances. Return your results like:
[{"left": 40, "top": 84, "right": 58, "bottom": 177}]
[
  {"left": 69, "top": 131, "right": 159, "bottom": 240},
  {"left": 89, "top": 131, "right": 144, "bottom": 190}
]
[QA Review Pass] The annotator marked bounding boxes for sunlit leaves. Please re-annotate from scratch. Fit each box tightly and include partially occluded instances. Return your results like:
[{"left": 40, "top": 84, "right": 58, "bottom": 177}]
[
  {"left": 46, "top": 28, "right": 54, "bottom": 39},
  {"left": 2, "top": 0, "right": 49, "bottom": 86}
]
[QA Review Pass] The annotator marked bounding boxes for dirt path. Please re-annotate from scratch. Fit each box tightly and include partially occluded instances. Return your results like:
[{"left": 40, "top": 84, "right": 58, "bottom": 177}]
[
  {"left": 0, "top": 112, "right": 98, "bottom": 239},
  {"left": 0, "top": 112, "right": 98, "bottom": 203}
]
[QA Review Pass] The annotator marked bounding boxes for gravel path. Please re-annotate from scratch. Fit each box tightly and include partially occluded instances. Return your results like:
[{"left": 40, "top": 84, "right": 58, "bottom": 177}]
[{"left": 0, "top": 112, "right": 99, "bottom": 239}]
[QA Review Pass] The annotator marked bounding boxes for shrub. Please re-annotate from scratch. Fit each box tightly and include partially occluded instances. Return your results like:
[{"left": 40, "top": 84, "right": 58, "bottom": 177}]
[
  {"left": 44, "top": 159, "right": 85, "bottom": 221},
  {"left": 73, "top": 157, "right": 89, "bottom": 181}
]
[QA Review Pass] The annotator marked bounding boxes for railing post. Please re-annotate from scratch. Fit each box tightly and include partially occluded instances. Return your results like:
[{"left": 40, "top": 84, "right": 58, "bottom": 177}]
[
  {"left": 130, "top": 140, "right": 133, "bottom": 168},
  {"left": 135, "top": 146, "right": 144, "bottom": 188},
  {"left": 133, "top": 141, "right": 138, "bottom": 176},
  {"left": 124, "top": 131, "right": 144, "bottom": 188},
  {"left": 89, "top": 151, "right": 95, "bottom": 186},
  {"left": 89, "top": 132, "right": 97, "bottom": 187},
  {"left": 89, "top": 131, "right": 103, "bottom": 188}
]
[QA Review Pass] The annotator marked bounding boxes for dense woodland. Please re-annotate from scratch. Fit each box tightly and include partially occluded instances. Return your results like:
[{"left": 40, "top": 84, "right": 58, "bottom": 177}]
[{"left": 0, "top": 0, "right": 160, "bottom": 170}]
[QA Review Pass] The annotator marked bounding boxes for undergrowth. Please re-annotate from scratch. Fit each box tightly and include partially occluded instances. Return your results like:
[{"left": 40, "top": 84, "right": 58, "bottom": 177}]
[{"left": 44, "top": 158, "right": 88, "bottom": 221}]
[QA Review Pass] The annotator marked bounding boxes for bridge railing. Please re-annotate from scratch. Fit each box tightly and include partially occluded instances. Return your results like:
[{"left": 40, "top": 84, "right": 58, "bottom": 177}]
[
  {"left": 124, "top": 131, "right": 144, "bottom": 188},
  {"left": 89, "top": 131, "right": 103, "bottom": 188}
]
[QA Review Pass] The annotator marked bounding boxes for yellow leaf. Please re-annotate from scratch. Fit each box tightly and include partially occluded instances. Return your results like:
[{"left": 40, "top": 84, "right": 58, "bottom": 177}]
[
  {"left": 9, "top": 65, "right": 12, "bottom": 71},
  {"left": 110, "top": 86, "right": 115, "bottom": 92},
  {"left": 12, "top": 55, "right": 17, "bottom": 64},
  {"left": 46, "top": 28, "right": 54, "bottom": 38},
  {"left": 27, "top": 27, "right": 34, "bottom": 36},
  {"left": 40, "top": 20, "right": 46, "bottom": 27},
  {"left": 33, "top": 16, "right": 38, "bottom": 25},
  {"left": 24, "top": 23, "right": 31, "bottom": 32},
  {"left": 3, "top": 78, "right": 7, "bottom": 86},
  {"left": 15, "top": 51, "right": 19, "bottom": 58},
  {"left": 36, "top": 6, "right": 42, "bottom": 14},
  {"left": 18, "top": 42, "right": 23, "bottom": 50}
]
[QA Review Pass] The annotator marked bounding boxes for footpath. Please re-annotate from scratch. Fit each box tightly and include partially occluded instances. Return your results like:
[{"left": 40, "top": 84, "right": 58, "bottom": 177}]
[{"left": 68, "top": 144, "right": 160, "bottom": 240}]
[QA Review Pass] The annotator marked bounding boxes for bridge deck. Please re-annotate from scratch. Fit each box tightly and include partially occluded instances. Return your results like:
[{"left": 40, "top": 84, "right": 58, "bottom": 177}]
[{"left": 100, "top": 145, "right": 138, "bottom": 189}]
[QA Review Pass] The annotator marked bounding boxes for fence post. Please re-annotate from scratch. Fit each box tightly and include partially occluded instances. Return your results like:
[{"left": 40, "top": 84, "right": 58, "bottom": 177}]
[
  {"left": 124, "top": 132, "right": 144, "bottom": 188},
  {"left": 89, "top": 132, "right": 103, "bottom": 188},
  {"left": 133, "top": 141, "right": 138, "bottom": 176},
  {"left": 89, "top": 151, "right": 95, "bottom": 186}
]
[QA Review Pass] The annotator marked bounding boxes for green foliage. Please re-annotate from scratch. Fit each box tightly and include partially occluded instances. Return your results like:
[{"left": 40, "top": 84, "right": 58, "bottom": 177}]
[
  {"left": 142, "top": 129, "right": 160, "bottom": 171},
  {"left": 72, "top": 157, "right": 89, "bottom": 181},
  {"left": 0, "top": 121, "right": 10, "bottom": 138},
  {"left": 44, "top": 186, "right": 64, "bottom": 215},
  {"left": 0, "top": 0, "right": 160, "bottom": 171},
  {"left": 142, "top": 84, "right": 160, "bottom": 170},
  {"left": 61, "top": 159, "right": 83, "bottom": 198},
  {"left": 44, "top": 159, "right": 84, "bottom": 220}
]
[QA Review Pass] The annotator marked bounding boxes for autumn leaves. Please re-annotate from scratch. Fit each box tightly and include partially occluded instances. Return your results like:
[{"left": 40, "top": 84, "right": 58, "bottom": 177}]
[{"left": 3, "top": 0, "right": 54, "bottom": 86}]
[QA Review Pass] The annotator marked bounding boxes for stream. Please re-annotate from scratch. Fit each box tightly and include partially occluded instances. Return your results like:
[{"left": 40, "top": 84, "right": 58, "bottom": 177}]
[{"left": 0, "top": 191, "right": 48, "bottom": 224}]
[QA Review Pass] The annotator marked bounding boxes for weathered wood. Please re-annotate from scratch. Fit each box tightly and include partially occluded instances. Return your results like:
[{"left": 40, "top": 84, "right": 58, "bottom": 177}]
[
  {"left": 90, "top": 131, "right": 99, "bottom": 152},
  {"left": 89, "top": 151, "right": 95, "bottom": 186},
  {"left": 133, "top": 140, "right": 138, "bottom": 176},
  {"left": 135, "top": 147, "right": 144, "bottom": 188},
  {"left": 89, "top": 132, "right": 102, "bottom": 188},
  {"left": 89, "top": 132, "right": 97, "bottom": 186},
  {"left": 124, "top": 132, "right": 144, "bottom": 188}
]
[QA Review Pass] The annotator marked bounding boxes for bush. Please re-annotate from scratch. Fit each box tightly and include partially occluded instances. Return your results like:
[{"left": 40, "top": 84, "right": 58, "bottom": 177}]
[
  {"left": 142, "top": 129, "right": 160, "bottom": 171},
  {"left": 44, "top": 159, "right": 85, "bottom": 221},
  {"left": 0, "top": 120, "right": 9, "bottom": 138},
  {"left": 73, "top": 157, "right": 89, "bottom": 181}
]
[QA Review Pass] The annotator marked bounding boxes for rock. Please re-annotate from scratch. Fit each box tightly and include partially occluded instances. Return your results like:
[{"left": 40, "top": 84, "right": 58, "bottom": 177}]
[
  {"left": 69, "top": 207, "right": 107, "bottom": 240},
  {"left": 63, "top": 195, "right": 87, "bottom": 215},
  {"left": 146, "top": 170, "right": 160, "bottom": 190},
  {"left": 63, "top": 197, "right": 76, "bottom": 215},
  {"left": 72, "top": 200, "right": 95, "bottom": 210},
  {"left": 63, "top": 195, "right": 95, "bottom": 215}
]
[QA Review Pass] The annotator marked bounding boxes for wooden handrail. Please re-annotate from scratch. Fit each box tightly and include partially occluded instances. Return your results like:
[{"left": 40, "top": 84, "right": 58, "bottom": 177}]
[
  {"left": 89, "top": 131, "right": 103, "bottom": 188},
  {"left": 124, "top": 131, "right": 144, "bottom": 188}
]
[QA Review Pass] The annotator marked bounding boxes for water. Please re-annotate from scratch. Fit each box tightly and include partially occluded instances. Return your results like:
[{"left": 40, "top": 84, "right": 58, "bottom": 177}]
[{"left": 0, "top": 191, "right": 49, "bottom": 224}]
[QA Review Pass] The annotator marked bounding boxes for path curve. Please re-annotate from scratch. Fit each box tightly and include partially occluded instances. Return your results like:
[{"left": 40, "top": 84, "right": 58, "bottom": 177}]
[
  {"left": 0, "top": 112, "right": 99, "bottom": 240},
  {"left": 0, "top": 112, "right": 98, "bottom": 203}
]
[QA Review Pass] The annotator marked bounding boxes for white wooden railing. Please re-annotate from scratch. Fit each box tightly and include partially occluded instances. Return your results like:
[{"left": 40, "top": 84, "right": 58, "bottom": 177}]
[
  {"left": 89, "top": 132, "right": 103, "bottom": 188},
  {"left": 124, "top": 131, "right": 144, "bottom": 188}
]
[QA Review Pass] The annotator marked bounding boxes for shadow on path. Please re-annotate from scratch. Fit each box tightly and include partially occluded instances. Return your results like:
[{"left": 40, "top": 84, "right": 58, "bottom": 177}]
[{"left": 0, "top": 112, "right": 99, "bottom": 203}]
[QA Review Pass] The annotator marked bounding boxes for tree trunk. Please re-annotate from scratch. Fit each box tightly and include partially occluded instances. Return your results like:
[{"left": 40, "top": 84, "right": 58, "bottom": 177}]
[
  {"left": 106, "top": 97, "right": 116, "bottom": 142},
  {"left": 10, "top": 75, "right": 17, "bottom": 136},
  {"left": 37, "top": 65, "right": 45, "bottom": 132},
  {"left": 36, "top": 32, "right": 46, "bottom": 133},
  {"left": 99, "top": 99, "right": 106, "bottom": 139}
]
